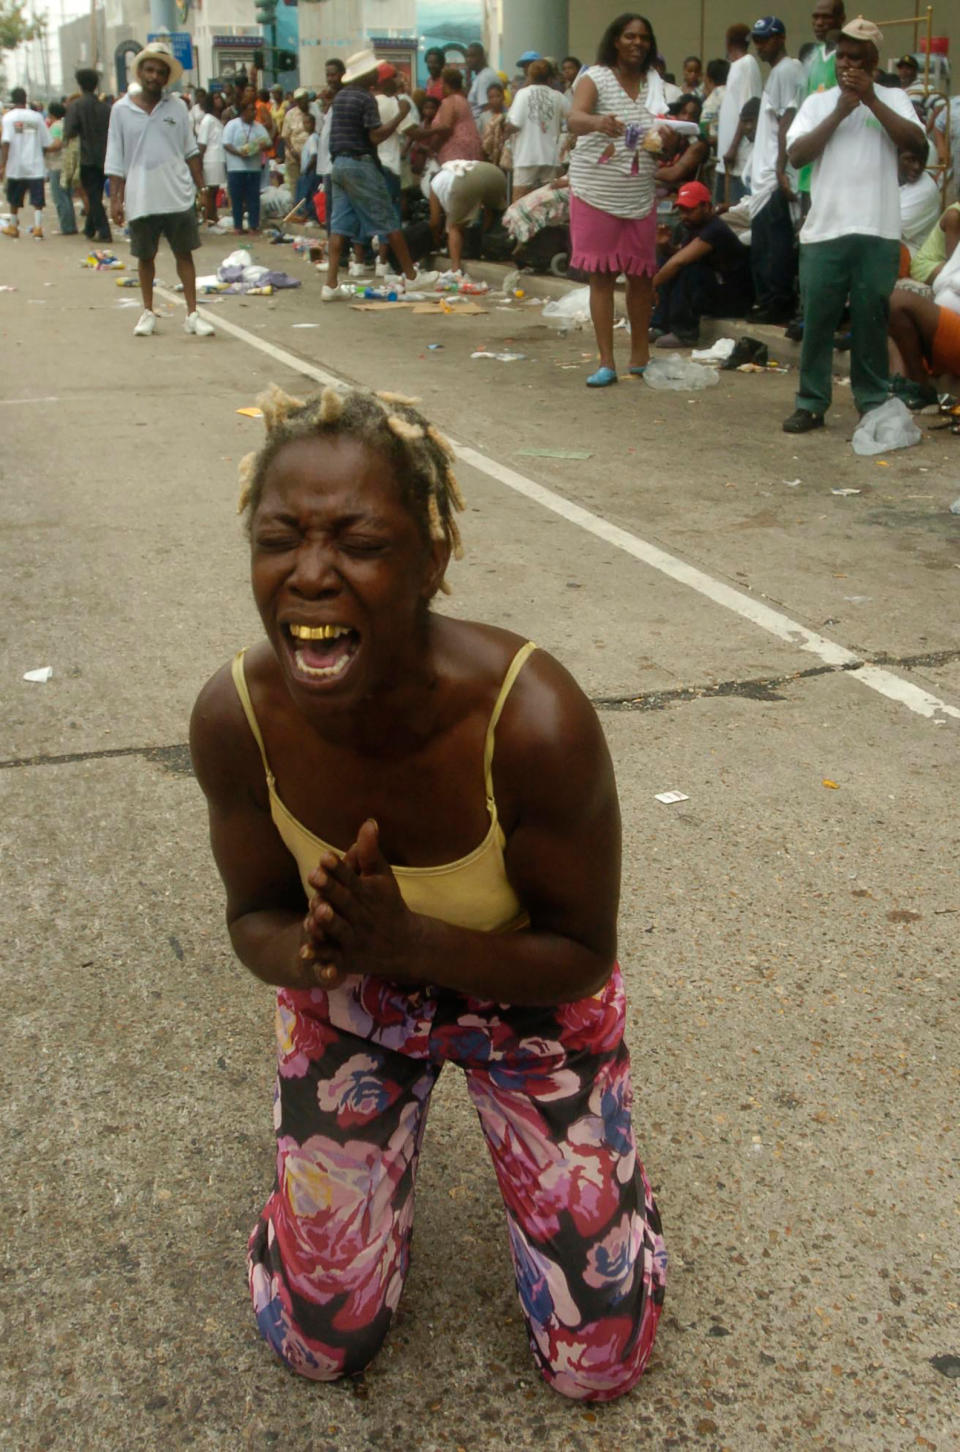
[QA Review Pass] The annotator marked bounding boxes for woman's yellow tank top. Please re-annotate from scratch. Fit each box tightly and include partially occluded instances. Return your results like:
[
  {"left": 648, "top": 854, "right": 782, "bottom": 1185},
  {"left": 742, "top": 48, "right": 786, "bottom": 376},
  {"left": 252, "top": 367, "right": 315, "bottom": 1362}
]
[{"left": 231, "top": 642, "right": 536, "bottom": 934}]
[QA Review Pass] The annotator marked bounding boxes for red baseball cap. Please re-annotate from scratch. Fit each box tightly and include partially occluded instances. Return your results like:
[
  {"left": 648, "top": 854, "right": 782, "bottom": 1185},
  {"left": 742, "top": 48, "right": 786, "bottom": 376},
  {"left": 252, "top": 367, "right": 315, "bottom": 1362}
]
[
  {"left": 376, "top": 61, "right": 397, "bottom": 82},
  {"left": 675, "top": 181, "right": 712, "bottom": 209}
]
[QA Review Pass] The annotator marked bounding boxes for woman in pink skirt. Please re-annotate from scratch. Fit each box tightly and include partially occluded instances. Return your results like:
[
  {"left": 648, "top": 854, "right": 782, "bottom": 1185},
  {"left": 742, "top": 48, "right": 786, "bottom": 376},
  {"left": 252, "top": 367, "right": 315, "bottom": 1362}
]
[{"left": 568, "top": 14, "right": 667, "bottom": 386}]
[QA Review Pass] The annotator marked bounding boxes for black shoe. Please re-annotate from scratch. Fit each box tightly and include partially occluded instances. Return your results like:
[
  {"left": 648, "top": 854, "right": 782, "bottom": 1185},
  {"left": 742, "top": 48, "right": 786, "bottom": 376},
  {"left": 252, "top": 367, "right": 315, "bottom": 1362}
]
[
  {"left": 96, "top": 231, "right": 112, "bottom": 243},
  {"left": 782, "top": 408, "right": 825, "bottom": 434},
  {"left": 783, "top": 318, "right": 804, "bottom": 342},
  {"left": 749, "top": 307, "right": 795, "bottom": 328}
]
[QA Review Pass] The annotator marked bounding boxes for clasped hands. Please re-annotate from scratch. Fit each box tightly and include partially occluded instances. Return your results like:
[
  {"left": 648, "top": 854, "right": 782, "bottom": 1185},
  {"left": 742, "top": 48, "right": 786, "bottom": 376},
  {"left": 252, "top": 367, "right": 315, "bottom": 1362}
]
[
  {"left": 837, "top": 68, "right": 875, "bottom": 114},
  {"left": 297, "top": 818, "right": 417, "bottom": 990}
]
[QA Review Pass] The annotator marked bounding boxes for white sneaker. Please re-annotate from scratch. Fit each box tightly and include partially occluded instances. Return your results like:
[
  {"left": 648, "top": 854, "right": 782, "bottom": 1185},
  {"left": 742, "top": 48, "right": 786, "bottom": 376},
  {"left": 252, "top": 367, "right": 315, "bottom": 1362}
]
[
  {"left": 347, "top": 260, "right": 370, "bottom": 278},
  {"left": 184, "top": 309, "right": 215, "bottom": 337},
  {"left": 321, "top": 283, "right": 352, "bottom": 301},
  {"left": 374, "top": 259, "right": 390, "bottom": 277},
  {"left": 411, "top": 268, "right": 440, "bottom": 289},
  {"left": 133, "top": 309, "right": 157, "bottom": 336}
]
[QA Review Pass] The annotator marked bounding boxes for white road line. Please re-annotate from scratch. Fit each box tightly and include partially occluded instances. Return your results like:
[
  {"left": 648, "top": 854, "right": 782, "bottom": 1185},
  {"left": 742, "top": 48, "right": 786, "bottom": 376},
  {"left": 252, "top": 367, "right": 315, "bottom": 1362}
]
[
  {"left": 0, "top": 396, "right": 60, "bottom": 406},
  {"left": 455, "top": 448, "right": 960, "bottom": 723},
  {"left": 161, "top": 292, "right": 960, "bottom": 724},
  {"left": 155, "top": 287, "right": 342, "bottom": 388}
]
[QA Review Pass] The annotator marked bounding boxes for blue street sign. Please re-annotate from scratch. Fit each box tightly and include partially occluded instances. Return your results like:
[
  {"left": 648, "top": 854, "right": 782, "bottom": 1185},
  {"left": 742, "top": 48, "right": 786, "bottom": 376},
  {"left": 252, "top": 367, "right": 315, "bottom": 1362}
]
[{"left": 147, "top": 31, "right": 195, "bottom": 71}]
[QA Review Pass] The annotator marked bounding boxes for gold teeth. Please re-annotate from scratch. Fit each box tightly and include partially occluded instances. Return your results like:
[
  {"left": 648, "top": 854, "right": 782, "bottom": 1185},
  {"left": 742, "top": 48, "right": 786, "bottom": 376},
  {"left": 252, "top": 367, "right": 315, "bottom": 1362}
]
[
  {"left": 289, "top": 623, "right": 352, "bottom": 641},
  {"left": 290, "top": 621, "right": 354, "bottom": 638}
]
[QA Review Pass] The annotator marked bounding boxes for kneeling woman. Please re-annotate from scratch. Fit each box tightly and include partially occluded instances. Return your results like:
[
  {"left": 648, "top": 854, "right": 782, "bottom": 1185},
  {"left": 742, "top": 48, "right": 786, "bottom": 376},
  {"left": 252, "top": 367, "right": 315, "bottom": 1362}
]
[{"left": 190, "top": 387, "right": 666, "bottom": 1401}]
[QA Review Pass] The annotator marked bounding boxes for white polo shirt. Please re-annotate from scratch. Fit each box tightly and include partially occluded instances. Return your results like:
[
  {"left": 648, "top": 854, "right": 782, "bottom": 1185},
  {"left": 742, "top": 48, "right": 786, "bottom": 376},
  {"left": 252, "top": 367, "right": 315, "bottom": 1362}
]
[
  {"left": 104, "top": 92, "right": 198, "bottom": 220},
  {"left": 1, "top": 107, "right": 48, "bottom": 179},
  {"left": 787, "top": 85, "right": 924, "bottom": 244}
]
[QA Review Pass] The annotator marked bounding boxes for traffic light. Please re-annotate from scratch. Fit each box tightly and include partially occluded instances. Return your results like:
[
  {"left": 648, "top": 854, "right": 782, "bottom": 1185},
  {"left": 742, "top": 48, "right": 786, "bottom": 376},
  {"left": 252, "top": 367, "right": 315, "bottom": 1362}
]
[
  {"left": 254, "top": 0, "right": 277, "bottom": 25},
  {"left": 277, "top": 50, "right": 297, "bottom": 71}
]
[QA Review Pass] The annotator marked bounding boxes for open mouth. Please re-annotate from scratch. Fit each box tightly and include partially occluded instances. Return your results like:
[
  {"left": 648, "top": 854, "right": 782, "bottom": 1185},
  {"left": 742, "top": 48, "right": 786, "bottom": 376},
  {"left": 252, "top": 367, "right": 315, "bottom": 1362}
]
[{"left": 284, "top": 622, "right": 361, "bottom": 684}]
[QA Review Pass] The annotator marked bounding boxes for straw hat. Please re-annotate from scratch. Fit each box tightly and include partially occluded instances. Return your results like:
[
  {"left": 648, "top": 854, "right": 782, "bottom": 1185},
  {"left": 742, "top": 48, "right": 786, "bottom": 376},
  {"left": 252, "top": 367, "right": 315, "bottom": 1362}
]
[
  {"left": 132, "top": 40, "right": 183, "bottom": 88},
  {"left": 342, "top": 48, "right": 380, "bottom": 85}
]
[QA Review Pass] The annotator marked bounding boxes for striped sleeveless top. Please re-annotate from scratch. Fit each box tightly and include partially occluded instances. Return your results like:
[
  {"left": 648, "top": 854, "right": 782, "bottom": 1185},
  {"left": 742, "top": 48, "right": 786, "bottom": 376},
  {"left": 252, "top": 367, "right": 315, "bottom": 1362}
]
[{"left": 568, "top": 66, "right": 666, "bottom": 219}]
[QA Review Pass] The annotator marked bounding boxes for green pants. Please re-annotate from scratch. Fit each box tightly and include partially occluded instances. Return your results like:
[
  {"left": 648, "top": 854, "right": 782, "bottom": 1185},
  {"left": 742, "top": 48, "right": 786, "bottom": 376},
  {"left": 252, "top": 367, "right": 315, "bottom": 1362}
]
[{"left": 795, "top": 234, "right": 900, "bottom": 417}]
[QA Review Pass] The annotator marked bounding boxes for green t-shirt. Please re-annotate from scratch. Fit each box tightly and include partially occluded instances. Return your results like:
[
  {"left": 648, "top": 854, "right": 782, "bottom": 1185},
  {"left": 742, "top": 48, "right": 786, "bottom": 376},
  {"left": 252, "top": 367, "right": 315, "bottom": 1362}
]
[
  {"left": 797, "top": 44, "right": 837, "bottom": 195},
  {"left": 911, "top": 202, "right": 960, "bottom": 283}
]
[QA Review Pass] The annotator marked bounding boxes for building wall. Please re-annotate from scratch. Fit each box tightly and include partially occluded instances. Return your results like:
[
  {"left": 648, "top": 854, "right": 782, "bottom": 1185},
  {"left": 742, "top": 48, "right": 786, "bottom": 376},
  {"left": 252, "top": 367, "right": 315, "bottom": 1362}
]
[
  {"left": 567, "top": 2, "right": 957, "bottom": 84},
  {"left": 298, "top": 0, "right": 411, "bottom": 88}
]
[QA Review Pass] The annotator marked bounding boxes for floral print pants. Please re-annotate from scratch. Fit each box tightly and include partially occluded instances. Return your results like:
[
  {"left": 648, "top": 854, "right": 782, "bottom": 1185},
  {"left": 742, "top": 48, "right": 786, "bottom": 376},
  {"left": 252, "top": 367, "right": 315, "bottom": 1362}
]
[{"left": 247, "top": 966, "right": 666, "bottom": 1402}]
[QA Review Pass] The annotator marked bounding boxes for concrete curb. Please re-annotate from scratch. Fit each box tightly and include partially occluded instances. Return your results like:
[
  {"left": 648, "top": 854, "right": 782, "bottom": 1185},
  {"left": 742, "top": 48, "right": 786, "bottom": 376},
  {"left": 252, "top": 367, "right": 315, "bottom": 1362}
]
[{"left": 437, "top": 253, "right": 806, "bottom": 366}]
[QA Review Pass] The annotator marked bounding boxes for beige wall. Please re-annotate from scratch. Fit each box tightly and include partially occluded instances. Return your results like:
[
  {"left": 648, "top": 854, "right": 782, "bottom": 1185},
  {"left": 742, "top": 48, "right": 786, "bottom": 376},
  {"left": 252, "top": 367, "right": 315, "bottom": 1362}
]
[{"left": 567, "top": 2, "right": 956, "bottom": 81}]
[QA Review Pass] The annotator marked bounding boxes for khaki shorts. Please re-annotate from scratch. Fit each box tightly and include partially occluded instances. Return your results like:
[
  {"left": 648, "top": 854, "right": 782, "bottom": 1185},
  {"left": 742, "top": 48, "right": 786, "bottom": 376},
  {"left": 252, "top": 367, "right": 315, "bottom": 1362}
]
[{"left": 446, "top": 162, "right": 507, "bottom": 226}]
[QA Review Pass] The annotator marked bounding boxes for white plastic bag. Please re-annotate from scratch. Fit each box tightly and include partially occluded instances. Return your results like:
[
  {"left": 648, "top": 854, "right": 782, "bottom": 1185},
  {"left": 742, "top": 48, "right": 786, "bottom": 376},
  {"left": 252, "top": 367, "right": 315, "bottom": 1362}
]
[
  {"left": 644, "top": 353, "right": 720, "bottom": 390},
  {"left": 851, "top": 396, "right": 922, "bottom": 456},
  {"left": 542, "top": 285, "right": 592, "bottom": 329},
  {"left": 220, "top": 248, "right": 253, "bottom": 271},
  {"left": 691, "top": 337, "right": 736, "bottom": 364}
]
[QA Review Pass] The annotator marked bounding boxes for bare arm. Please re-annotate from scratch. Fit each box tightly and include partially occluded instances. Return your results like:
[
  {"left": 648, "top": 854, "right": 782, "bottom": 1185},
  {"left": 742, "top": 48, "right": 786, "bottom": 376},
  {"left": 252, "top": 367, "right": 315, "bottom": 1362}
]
[
  {"left": 655, "top": 139, "right": 708, "bottom": 185},
  {"left": 108, "top": 174, "right": 125, "bottom": 225},
  {"left": 928, "top": 209, "right": 960, "bottom": 281},
  {"left": 723, "top": 118, "right": 744, "bottom": 169},
  {"left": 190, "top": 665, "right": 325, "bottom": 992},
  {"left": 567, "top": 73, "right": 624, "bottom": 139},
  {"left": 776, "top": 106, "right": 797, "bottom": 192},
  {"left": 653, "top": 234, "right": 714, "bottom": 287}
]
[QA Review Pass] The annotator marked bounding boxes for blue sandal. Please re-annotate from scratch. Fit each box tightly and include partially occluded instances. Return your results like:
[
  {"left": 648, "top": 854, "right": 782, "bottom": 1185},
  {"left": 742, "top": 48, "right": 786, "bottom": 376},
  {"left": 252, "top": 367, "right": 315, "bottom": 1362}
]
[
  {"left": 586, "top": 366, "right": 618, "bottom": 388},
  {"left": 629, "top": 364, "right": 648, "bottom": 377}
]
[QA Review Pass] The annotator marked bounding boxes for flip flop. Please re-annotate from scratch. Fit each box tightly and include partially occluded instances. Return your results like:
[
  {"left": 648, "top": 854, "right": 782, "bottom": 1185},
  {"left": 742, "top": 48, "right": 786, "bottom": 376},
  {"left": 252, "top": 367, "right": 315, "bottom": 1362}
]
[
  {"left": 586, "top": 366, "right": 618, "bottom": 388},
  {"left": 628, "top": 364, "right": 648, "bottom": 376}
]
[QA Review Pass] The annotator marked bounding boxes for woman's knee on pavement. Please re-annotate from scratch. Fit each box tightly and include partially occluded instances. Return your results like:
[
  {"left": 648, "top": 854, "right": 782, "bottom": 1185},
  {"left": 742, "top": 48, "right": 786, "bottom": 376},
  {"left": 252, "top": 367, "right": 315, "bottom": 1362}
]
[{"left": 529, "top": 1312, "right": 659, "bottom": 1403}]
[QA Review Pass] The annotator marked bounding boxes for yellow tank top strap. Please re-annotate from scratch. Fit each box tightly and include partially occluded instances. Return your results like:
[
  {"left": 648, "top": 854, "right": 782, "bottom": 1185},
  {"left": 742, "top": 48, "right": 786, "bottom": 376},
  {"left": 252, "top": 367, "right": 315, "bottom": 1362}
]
[
  {"left": 483, "top": 641, "right": 537, "bottom": 802},
  {"left": 231, "top": 649, "right": 275, "bottom": 787}
]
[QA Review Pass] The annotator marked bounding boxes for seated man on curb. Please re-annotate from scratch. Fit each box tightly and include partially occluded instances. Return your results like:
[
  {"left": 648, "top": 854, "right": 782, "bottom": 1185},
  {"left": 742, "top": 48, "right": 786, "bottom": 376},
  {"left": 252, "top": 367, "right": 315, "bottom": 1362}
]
[
  {"left": 780, "top": 16, "right": 924, "bottom": 433},
  {"left": 650, "top": 180, "right": 753, "bottom": 346},
  {"left": 428, "top": 158, "right": 506, "bottom": 275},
  {"left": 898, "top": 147, "right": 941, "bottom": 264}
]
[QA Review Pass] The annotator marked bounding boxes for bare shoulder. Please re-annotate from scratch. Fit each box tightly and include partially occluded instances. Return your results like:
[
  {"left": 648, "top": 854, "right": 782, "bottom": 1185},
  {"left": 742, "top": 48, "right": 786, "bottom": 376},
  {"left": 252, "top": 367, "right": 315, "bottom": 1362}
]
[
  {"left": 189, "top": 649, "right": 268, "bottom": 806},
  {"left": 460, "top": 628, "right": 613, "bottom": 818}
]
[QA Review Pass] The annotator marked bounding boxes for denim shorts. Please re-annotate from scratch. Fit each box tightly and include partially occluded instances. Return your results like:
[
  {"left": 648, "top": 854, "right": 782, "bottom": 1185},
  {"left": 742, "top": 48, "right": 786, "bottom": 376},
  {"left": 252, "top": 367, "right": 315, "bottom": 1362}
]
[
  {"left": 5, "top": 177, "right": 45, "bottom": 209},
  {"left": 330, "top": 155, "right": 398, "bottom": 241}
]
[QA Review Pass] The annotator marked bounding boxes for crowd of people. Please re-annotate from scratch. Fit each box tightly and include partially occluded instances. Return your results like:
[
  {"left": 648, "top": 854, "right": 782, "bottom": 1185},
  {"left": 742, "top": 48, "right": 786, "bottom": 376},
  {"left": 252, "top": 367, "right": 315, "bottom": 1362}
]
[{"left": 2, "top": 10, "right": 959, "bottom": 410}]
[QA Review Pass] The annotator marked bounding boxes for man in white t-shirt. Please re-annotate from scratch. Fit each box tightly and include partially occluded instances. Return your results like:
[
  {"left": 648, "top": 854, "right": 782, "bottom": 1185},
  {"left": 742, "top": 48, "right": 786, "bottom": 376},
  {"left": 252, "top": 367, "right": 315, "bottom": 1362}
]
[
  {"left": 716, "top": 25, "right": 763, "bottom": 203},
  {"left": 747, "top": 16, "right": 806, "bottom": 323},
  {"left": 105, "top": 43, "right": 214, "bottom": 339},
  {"left": 504, "top": 58, "right": 569, "bottom": 197},
  {"left": 0, "top": 88, "right": 50, "bottom": 239},
  {"left": 465, "top": 43, "right": 500, "bottom": 122},
  {"left": 782, "top": 17, "right": 924, "bottom": 432}
]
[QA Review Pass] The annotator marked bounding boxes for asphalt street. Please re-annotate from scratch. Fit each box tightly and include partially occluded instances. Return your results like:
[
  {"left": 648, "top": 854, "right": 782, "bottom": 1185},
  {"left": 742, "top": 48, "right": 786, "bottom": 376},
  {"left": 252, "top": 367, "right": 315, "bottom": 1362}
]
[{"left": 1, "top": 231, "right": 959, "bottom": 1452}]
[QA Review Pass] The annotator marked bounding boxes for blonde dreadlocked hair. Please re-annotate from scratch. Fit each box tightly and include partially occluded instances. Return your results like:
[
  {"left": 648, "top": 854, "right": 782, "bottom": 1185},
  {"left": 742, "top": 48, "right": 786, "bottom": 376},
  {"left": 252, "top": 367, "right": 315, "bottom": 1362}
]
[{"left": 237, "top": 385, "right": 465, "bottom": 588}]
